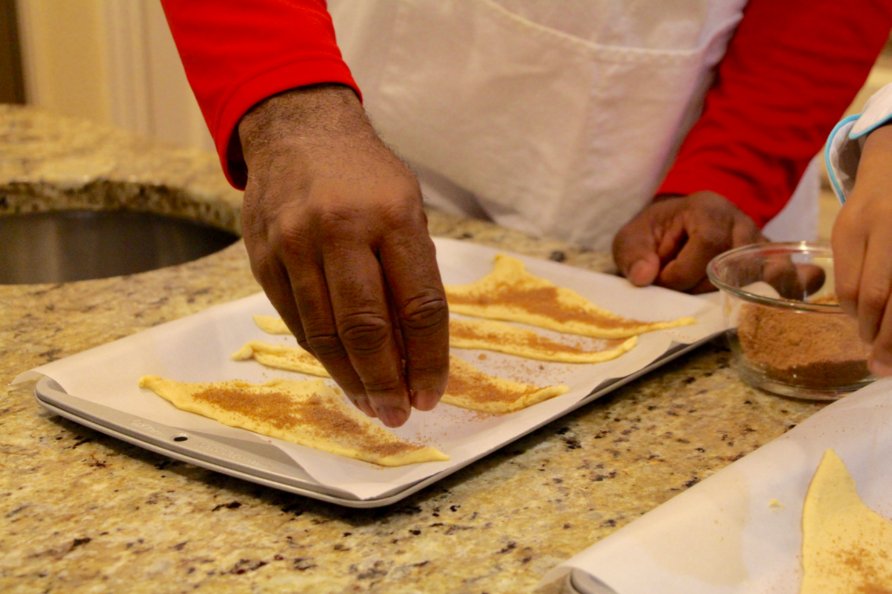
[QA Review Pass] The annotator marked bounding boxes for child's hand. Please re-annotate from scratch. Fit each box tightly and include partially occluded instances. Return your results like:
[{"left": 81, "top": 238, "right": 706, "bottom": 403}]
[{"left": 832, "top": 124, "right": 892, "bottom": 376}]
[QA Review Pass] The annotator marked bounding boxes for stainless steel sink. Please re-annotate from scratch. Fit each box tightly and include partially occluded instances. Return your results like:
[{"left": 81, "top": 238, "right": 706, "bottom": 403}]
[{"left": 0, "top": 209, "right": 239, "bottom": 284}]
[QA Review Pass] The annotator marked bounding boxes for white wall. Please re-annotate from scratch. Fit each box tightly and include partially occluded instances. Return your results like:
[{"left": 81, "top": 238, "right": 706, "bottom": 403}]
[{"left": 16, "top": 0, "right": 213, "bottom": 152}]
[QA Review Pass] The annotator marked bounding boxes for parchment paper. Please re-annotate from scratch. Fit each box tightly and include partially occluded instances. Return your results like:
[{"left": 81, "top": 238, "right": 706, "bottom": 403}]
[
  {"left": 542, "top": 377, "right": 892, "bottom": 594},
  {"left": 14, "top": 238, "right": 722, "bottom": 500}
]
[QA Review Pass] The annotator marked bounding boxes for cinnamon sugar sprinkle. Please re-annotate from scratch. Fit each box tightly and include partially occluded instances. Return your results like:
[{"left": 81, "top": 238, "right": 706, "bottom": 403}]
[
  {"left": 837, "top": 543, "right": 892, "bottom": 594},
  {"left": 447, "top": 362, "right": 534, "bottom": 404},
  {"left": 448, "top": 283, "right": 634, "bottom": 329},
  {"left": 193, "top": 387, "right": 420, "bottom": 457},
  {"left": 451, "top": 319, "right": 623, "bottom": 354}
]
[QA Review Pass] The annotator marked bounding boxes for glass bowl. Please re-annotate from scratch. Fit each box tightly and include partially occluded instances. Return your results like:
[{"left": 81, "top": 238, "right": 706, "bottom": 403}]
[{"left": 706, "top": 242, "right": 873, "bottom": 400}]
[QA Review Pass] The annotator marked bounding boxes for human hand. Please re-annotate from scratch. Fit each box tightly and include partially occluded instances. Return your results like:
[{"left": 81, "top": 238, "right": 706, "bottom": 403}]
[
  {"left": 831, "top": 124, "right": 892, "bottom": 376},
  {"left": 612, "top": 192, "right": 766, "bottom": 294},
  {"left": 238, "top": 85, "right": 450, "bottom": 427}
]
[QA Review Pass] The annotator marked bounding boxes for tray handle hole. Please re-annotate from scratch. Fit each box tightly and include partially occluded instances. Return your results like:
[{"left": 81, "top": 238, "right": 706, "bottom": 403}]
[{"left": 172, "top": 435, "right": 189, "bottom": 442}]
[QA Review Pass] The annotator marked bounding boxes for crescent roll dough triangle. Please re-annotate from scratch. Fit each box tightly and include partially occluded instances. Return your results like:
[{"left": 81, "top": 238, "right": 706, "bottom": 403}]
[
  {"left": 440, "top": 356, "right": 568, "bottom": 413},
  {"left": 253, "top": 315, "right": 290, "bottom": 335},
  {"left": 449, "top": 318, "right": 636, "bottom": 363},
  {"left": 254, "top": 315, "right": 636, "bottom": 364},
  {"left": 232, "top": 340, "right": 328, "bottom": 376},
  {"left": 138, "top": 375, "right": 447, "bottom": 467},
  {"left": 445, "top": 254, "right": 694, "bottom": 338},
  {"left": 800, "top": 449, "right": 892, "bottom": 593},
  {"left": 232, "top": 341, "right": 567, "bottom": 413}
]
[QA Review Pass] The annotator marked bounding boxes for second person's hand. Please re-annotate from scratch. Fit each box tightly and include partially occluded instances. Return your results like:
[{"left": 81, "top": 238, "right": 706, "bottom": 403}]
[
  {"left": 831, "top": 123, "right": 892, "bottom": 376},
  {"left": 612, "top": 191, "right": 766, "bottom": 293},
  {"left": 237, "top": 85, "right": 450, "bottom": 427}
]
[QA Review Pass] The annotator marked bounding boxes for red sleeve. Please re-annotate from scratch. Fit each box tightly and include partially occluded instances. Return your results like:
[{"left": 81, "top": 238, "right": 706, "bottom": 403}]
[
  {"left": 657, "top": 0, "right": 892, "bottom": 227},
  {"left": 160, "top": 0, "right": 360, "bottom": 189}
]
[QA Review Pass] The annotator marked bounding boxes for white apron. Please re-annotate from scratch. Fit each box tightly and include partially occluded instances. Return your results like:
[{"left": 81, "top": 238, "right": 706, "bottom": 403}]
[{"left": 328, "top": 0, "right": 818, "bottom": 250}]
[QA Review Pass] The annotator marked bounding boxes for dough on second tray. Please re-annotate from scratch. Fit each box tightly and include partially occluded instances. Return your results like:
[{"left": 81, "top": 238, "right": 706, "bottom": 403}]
[{"left": 799, "top": 449, "right": 892, "bottom": 593}]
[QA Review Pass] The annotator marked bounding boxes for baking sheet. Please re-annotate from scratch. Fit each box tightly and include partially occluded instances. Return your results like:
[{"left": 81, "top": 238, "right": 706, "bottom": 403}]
[
  {"left": 14, "top": 237, "right": 723, "bottom": 504},
  {"left": 544, "top": 376, "right": 892, "bottom": 594}
]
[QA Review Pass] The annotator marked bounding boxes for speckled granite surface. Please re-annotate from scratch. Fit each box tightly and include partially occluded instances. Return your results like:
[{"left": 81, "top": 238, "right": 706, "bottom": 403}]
[{"left": 0, "top": 106, "right": 827, "bottom": 594}]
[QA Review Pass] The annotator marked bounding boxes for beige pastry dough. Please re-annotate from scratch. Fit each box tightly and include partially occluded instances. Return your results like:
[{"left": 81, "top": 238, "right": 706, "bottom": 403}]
[
  {"left": 800, "top": 449, "right": 892, "bottom": 593},
  {"left": 233, "top": 341, "right": 567, "bottom": 413},
  {"left": 449, "top": 317, "right": 636, "bottom": 363},
  {"left": 445, "top": 254, "right": 694, "bottom": 338},
  {"left": 232, "top": 340, "right": 328, "bottom": 376},
  {"left": 253, "top": 315, "right": 289, "bottom": 335},
  {"left": 138, "top": 375, "right": 448, "bottom": 467},
  {"left": 441, "top": 356, "right": 568, "bottom": 414},
  {"left": 254, "top": 314, "right": 637, "bottom": 364}
]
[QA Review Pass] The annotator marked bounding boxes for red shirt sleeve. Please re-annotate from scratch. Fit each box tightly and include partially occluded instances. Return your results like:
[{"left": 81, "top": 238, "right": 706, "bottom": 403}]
[
  {"left": 160, "top": 0, "right": 359, "bottom": 189},
  {"left": 657, "top": 0, "right": 892, "bottom": 227}
]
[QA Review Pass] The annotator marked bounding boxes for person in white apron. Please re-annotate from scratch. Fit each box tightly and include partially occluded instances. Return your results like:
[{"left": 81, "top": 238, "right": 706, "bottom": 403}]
[
  {"left": 826, "top": 83, "right": 892, "bottom": 376},
  {"left": 163, "top": 0, "right": 891, "bottom": 426},
  {"left": 325, "top": 0, "right": 830, "bottom": 287}
]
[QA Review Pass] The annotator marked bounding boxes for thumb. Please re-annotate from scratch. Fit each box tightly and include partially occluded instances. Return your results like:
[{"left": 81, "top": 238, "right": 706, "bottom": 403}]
[{"left": 612, "top": 224, "right": 660, "bottom": 287}]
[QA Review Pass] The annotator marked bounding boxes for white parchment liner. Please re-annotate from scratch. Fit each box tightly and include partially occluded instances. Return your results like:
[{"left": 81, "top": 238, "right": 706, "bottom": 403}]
[
  {"left": 13, "top": 238, "right": 721, "bottom": 500},
  {"left": 542, "top": 377, "right": 892, "bottom": 594}
]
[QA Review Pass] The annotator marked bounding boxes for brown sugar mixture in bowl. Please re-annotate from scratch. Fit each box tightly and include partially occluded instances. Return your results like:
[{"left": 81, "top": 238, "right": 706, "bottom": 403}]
[{"left": 736, "top": 296, "right": 871, "bottom": 389}]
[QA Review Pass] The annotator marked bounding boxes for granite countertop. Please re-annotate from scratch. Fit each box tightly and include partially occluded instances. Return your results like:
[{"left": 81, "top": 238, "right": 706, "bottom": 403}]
[{"left": 0, "top": 106, "right": 826, "bottom": 593}]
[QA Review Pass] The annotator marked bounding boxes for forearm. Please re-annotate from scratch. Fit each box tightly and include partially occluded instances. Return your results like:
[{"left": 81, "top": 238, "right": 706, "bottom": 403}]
[
  {"left": 238, "top": 85, "right": 414, "bottom": 198},
  {"left": 160, "top": 0, "right": 359, "bottom": 188},
  {"left": 846, "top": 121, "right": 892, "bottom": 208},
  {"left": 658, "top": 0, "right": 892, "bottom": 226},
  {"left": 826, "top": 84, "right": 892, "bottom": 203}
]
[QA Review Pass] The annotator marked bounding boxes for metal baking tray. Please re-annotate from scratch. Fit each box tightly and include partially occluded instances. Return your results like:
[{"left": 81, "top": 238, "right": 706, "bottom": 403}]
[{"left": 34, "top": 336, "right": 716, "bottom": 508}]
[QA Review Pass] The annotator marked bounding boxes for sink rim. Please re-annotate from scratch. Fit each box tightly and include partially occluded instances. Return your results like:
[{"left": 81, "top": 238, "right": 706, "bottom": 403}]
[{"left": 0, "top": 207, "right": 241, "bottom": 285}]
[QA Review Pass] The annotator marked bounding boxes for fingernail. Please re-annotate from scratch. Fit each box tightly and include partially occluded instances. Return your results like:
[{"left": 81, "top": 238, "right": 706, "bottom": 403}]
[
  {"left": 413, "top": 389, "right": 441, "bottom": 411},
  {"left": 377, "top": 406, "right": 409, "bottom": 428},
  {"left": 629, "top": 260, "right": 653, "bottom": 286}
]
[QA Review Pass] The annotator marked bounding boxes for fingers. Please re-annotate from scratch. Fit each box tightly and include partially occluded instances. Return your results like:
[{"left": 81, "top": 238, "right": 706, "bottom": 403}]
[
  {"left": 379, "top": 234, "right": 450, "bottom": 412},
  {"left": 831, "top": 125, "right": 892, "bottom": 375},
  {"left": 286, "top": 237, "right": 446, "bottom": 426},
  {"left": 252, "top": 240, "right": 379, "bottom": 418},
  {"left": 831, "top": 210, "right": 866, "bottom": 320},
  {"left": 658, "top": 213, "right": 733, "bottom": 292},
  {"left": 613, "top": 194, "right": 762, "bottom": 293},
  {"left": 251, "top": 251, "right": 306, "bottom": 345},
  {"left": 830, "top": 199, "right": 892, "bottom": 354},
  {"left": 858, "top": 230, "right": 892, "bottom": 374},
  {"left": 855, "top": 234, "right": 892, "bottom": 348},
  {"left": 685, "top": 276, "right": 719, "bottom": 295},
  {"left": 302, "top": 243, "right": 411, "bottom": 428},
  {"left": 237, "top": 86, "right": 435, "bottom": 426},
  {"left": 761, "top": 259, "right": 826, "bottom": 301},
  {"left": 292, "top": 255, "right": 390, "bottom": 414},
  {"left": 257, "top": 230, "right": 431, "bottom": 427},
  {"left": 863, "top": 228, "right": 892, "bottom": 376},
  {"left": 612, "top": 215, "right": 661, "bottom": 287},
  {"left": 869, "top": 297, "right": 892, "bottom": 376},
  {"left": 659, "top": 235, "right": 721, "bottom": 292},
  {"left": 656, "top": 193, "right": 763, "bottom": 292}
]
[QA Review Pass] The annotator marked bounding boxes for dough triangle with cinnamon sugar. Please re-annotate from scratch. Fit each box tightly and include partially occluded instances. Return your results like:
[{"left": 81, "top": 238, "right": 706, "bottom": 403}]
[
  {"left": 232, "top": 341, "right": 568, "bottom": 414},
  {"left": 252, "top": 315, "right": 637, "bottom": 364},
  {"left": 449, "top": 317, "right": 636, "bottom": 364},
  {"left": 800, "top": 449, "right": 892, "bottom": 593},
  {"left": 445, "top": 254, "right": 693, "bottom": 338},
  {"left": 138, "top": 375, "right": 447, "bottom": 467}
]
